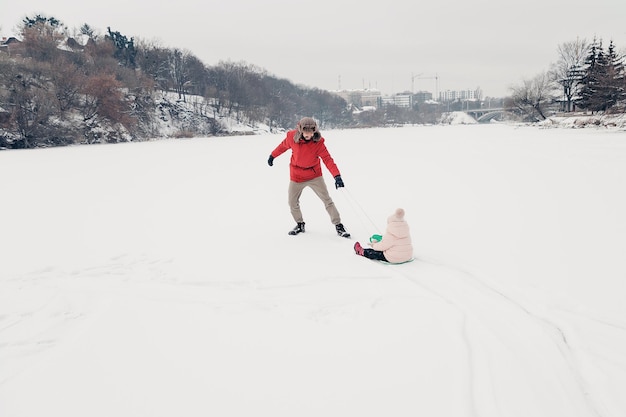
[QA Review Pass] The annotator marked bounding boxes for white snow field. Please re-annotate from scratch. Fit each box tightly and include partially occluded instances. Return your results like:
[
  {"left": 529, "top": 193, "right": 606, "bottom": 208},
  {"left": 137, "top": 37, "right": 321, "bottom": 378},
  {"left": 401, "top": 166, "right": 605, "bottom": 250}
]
[{"left": 1, "top": 123, "right": 625, "bottom": 417}]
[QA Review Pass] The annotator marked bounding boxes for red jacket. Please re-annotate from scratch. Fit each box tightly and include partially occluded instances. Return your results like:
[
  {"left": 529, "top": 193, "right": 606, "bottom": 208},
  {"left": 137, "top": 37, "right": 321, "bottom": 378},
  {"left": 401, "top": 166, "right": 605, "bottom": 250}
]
[{"left": 270, "top": 129, "right": 341, "bottom": 183}]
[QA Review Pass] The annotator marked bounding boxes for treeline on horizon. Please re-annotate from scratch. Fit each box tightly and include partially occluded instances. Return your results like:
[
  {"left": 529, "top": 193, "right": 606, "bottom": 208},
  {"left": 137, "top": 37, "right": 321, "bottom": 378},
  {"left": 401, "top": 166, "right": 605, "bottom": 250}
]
[
  {"left": 0, "top": 15, "right": 363, "bottom": 149},
  {"left": 1, "top": 15, "right": 625, "bottom": 149}
]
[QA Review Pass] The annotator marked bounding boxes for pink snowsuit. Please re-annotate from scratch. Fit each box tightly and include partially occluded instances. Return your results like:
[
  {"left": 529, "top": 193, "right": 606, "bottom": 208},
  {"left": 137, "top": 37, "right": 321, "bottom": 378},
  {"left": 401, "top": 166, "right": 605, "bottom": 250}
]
[{"left": 371, "top": 208, "right": 413, "bottom": 263}]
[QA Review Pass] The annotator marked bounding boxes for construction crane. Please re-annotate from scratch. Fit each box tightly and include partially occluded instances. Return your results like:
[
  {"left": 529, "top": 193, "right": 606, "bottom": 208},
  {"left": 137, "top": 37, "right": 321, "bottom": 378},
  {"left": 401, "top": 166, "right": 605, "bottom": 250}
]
[{"left": 411, "top": 73, "right": 439, "bottom": 99}]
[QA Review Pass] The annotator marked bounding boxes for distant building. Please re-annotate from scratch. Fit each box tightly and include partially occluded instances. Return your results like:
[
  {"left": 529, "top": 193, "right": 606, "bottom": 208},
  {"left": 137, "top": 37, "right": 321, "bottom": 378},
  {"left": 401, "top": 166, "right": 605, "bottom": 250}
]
[
  {"left": 333, "top": 88, "right": 449, "bottom": 110},
  {"left": 381, "top": 94, "right": 412, "bottom": 108},
  {"left": 361, "top": 91, "right": 383, "bottom": 108},
  {"left": 413, "top": 91, "right": 433, "bottom": 103},
  {"left": 0, "top": 36, "right": 21, "bottom": 55},
  {"left": 0, "top": 36, "right": 22, "bottom": 55},
  {"left": 439, "top": 88, "right": 482, "bottom": 102},
  {"left": 332, "top": 89, "right": 382, "bottom": 109}
]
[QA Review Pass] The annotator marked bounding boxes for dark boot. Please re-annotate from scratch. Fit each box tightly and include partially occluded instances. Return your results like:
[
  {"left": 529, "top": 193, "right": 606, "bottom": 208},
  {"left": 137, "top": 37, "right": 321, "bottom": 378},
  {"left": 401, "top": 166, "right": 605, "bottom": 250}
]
[
  {"left": 335, "top": 223, "right": 350, "bottom": 238},
  {"left": 288, "top": 222, "right": 305, "bottom": 235}
]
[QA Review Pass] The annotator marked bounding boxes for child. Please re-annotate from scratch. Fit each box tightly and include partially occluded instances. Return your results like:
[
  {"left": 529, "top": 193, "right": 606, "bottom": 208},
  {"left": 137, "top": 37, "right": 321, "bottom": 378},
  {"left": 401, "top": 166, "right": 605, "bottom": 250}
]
[{"left": 354, "top": 208, "right": 413, "bottom": 263}]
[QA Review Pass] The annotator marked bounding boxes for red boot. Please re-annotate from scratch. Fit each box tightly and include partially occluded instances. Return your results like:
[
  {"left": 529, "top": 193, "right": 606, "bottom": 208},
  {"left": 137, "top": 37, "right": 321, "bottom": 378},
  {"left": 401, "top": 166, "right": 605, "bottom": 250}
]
[{"left": 354, "top": 242, "right": 364, "bottom": 256}]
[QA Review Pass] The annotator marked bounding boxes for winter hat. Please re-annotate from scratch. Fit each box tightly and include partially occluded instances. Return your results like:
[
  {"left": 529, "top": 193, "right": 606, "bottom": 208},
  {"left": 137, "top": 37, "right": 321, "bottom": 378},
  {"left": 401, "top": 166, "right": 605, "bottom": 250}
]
[
  {"left": 295, "top": 117, "right": 321, "bottom": 142},
  {"left": 388, "top": 208, "right": 405, "bottom": 223},
  {"left": 298, "top": 117, "right": 317, "bottom": 130}
]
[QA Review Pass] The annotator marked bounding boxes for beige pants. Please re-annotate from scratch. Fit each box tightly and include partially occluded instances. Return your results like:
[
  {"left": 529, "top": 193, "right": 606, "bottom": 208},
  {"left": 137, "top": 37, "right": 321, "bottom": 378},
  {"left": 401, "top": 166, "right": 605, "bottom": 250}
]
[{"left": 288, "top": 176, "right": 341, "bottom": 225}]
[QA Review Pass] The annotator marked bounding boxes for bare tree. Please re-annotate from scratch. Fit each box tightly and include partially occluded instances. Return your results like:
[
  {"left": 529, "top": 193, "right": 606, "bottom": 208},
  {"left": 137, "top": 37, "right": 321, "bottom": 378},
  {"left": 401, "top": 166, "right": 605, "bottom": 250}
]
[
  {"left": 20, "top": 15, "right": 66, "bottom": 62},
  {"left": 169, "top": 48, "right": 201, "bottom": 101},
  {"left": 4, "top": 60, "right": 58, "bottom": 148},
  {"left": 510, "top": 72, "right": 555, "bottom": 121},
  {"left": 81, "top": 72, "right": 134, "bottom": 130},
  {"left": 549, "top": 38, "right": 589, "bottom": 112},
  {"left": 135, "top": 40, "right": 172, "bottom": 92},
  {"left": 52, "top": 58, "right": 85, "bottom": 111}
]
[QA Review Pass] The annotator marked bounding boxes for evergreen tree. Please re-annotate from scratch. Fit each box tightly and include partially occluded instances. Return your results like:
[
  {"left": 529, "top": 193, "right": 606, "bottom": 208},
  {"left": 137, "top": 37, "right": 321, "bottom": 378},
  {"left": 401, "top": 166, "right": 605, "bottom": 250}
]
[
  {"left": 80, "top": 24, "right": 96, "bottom": 40},
  {"left": 604, "top": 40, "right": 626, "bottom": 110},
  {"left": 22, "top": 15, "right": 62, "bottom": 30},
  {"left": 578, "top": 39, "right": 605, "bottom": 112},
  {"left": 577, "top": 39, "right": 626, "bottom": 112},
  {"left": 106, "top": 27, "right": 136, "bottom": 68}
]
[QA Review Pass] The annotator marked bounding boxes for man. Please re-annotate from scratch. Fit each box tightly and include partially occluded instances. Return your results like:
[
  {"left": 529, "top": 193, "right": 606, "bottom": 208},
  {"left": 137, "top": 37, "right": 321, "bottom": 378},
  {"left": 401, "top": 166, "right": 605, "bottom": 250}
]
[{"left": 267, "top": 117, "right": 350, "bottom": 238}]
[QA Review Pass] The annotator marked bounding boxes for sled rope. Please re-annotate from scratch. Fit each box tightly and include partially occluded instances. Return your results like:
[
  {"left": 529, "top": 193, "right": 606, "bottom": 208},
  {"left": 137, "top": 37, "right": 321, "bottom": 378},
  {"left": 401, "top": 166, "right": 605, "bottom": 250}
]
[{"left": 339, "top": 188, "right": 379, "bottom": 235}]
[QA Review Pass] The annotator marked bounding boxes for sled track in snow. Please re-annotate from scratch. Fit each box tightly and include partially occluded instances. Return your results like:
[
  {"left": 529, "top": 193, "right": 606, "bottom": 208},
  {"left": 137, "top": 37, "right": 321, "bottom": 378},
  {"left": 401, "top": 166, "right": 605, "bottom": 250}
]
[{"left": 374, "top": 256, "right": 607, "bottom": 417}]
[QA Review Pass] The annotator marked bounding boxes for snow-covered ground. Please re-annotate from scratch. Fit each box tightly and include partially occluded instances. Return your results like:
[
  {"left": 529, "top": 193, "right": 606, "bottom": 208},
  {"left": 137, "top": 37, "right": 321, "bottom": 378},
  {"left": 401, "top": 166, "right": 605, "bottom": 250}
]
[{"left": 1, "top": 123, "right": 625, "bottom": 417}]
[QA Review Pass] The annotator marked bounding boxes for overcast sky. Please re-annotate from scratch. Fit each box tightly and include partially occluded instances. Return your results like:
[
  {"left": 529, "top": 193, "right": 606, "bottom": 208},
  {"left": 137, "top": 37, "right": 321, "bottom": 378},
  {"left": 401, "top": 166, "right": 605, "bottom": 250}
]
[{"left": 2, "top": 0, "right": 626, "bottom": 98}]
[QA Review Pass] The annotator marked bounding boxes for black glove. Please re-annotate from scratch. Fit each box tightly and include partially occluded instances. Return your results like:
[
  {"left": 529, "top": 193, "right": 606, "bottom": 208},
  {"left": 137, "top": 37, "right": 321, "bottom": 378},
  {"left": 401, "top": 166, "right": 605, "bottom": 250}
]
[
  {"left": 268, "top": 155, "right": 274, "bottom": 166},
  {"left": 334, "top": 175, "right": 344, "bottom": 189}
]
